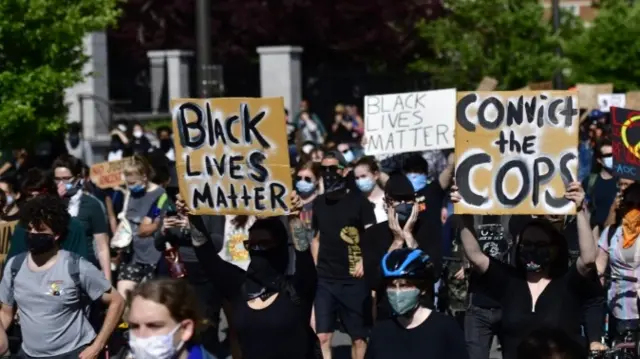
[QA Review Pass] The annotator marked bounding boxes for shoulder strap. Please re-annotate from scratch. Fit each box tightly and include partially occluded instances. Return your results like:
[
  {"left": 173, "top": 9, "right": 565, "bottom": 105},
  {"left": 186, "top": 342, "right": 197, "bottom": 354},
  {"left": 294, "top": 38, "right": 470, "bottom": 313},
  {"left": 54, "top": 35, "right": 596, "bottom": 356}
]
[
  {"left": 587, "top": 174, "right": 598, "bottom": 196},
  {"left": 607, "top": 225, "right": 618, "bottom": 247},
  {"left": 10, "top": 252, "right": 28, "bottom": 291},
  {"left": 117, "top": 190, "right": 131, "bottom": 220}
]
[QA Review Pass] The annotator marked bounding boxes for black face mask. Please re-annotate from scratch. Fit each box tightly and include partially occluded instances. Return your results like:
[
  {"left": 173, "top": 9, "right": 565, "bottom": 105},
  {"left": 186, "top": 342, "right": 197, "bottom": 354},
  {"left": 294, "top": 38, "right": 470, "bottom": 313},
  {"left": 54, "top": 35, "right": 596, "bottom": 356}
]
[
  {"left": 245, "top": 246, "right": 289, "bottom": 299},
  {"left": 322, "top": 171, "right": 346, "bottom": 195},
  {"left": 394, "top": 203, "right": 414, "bottom": 223},
  {"left": 68, "top": 133, "right": 80, "bottom": 148},
  {"left": 27, "top": 233, "right": 56, "bottom": 255},
  {"left": 160, "top": 139, "right": 173, "bottom": 152},
  {"left": 519, "top": 245, "right": 553, "bottom": 273}
]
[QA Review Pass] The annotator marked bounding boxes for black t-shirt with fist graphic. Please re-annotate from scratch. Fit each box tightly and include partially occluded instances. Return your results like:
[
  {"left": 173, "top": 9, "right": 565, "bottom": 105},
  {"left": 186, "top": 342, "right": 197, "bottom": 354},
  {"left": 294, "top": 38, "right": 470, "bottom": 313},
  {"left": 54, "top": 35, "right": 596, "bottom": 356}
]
[
  {"left": 312, "top": 190, "right": 376, "bottom": 280},
  {"left": 468, "top": 215, "right": 512, "bottom": 308}
]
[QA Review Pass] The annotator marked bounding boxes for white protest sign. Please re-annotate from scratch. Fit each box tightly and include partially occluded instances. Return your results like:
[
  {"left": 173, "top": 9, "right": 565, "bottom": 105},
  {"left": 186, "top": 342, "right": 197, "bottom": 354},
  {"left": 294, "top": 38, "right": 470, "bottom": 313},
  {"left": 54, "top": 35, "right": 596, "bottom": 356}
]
[
  {"left": 364, "top": 89, "right": 456, "bottom": 156},
  {"left": 598, "top": 94, "right": 626, "bottom": 112}
]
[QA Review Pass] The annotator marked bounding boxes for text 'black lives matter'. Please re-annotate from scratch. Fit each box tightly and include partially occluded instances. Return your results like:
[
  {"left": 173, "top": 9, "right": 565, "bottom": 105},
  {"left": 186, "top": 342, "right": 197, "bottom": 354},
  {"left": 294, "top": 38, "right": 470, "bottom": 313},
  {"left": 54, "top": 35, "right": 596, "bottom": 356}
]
[
  {"left": 175, "top": 102, "right": 288, "bottom": 212},
  {"left": 456, "top": 93, "right": 578, "bottom": 210}
]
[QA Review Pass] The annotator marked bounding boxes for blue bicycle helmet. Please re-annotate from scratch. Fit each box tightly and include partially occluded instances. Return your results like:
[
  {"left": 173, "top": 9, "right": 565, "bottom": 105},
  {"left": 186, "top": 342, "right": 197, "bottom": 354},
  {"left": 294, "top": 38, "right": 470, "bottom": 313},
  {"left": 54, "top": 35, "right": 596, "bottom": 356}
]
[{"left": 381, "top": 248, "right": 431, "bottom": 280}]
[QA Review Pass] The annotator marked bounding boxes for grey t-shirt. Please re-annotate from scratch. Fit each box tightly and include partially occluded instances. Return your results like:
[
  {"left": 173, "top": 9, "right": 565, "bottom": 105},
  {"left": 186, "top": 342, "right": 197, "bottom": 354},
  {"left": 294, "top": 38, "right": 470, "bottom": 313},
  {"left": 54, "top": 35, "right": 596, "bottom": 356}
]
[
  {"left": 127, "top": 187, "right": 165, "bottom": 264},
  {"left": 0, "top": 250, "right": 111, "bottom": 357}
]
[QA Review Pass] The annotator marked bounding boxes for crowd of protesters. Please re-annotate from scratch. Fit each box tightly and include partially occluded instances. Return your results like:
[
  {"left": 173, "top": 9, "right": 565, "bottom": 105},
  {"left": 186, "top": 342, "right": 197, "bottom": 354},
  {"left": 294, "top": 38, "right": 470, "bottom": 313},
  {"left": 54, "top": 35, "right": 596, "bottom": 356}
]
[{"left": 0, "top": 102, "right": 631, "bottom": 359}]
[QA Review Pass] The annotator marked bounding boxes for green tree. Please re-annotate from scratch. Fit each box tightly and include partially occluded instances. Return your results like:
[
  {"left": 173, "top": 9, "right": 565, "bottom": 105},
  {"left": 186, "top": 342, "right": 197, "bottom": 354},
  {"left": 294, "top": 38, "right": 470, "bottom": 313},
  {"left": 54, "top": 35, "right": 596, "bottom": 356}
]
[
  {"left": 409, "top": 0, "right": 581, "bottom": 91},
  {"left": 0, "top": 0, "right": 120, "bottom": 148},
  {"left": 565, "top": 0, "right": 640, "bottom": 91}
]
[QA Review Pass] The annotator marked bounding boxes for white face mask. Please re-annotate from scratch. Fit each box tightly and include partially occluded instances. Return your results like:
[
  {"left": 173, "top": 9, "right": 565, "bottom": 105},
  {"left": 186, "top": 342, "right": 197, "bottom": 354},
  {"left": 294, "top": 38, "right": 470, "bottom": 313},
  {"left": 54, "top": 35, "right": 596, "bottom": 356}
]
[
  {"left": 129, "top": 324, "right": 183, "bottom": 359},
  {"left": 133, "top": 130, "right": 144, "bottom": 139}
]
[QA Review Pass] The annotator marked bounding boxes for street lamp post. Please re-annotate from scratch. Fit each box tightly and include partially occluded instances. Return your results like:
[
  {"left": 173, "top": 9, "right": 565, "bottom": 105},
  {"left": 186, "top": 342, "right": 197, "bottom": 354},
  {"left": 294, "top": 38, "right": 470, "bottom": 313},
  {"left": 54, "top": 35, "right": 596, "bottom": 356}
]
[
  {"left": 552, "top": 0, "right": 564, "bottom": 89},
  {"left": 196, "top": 0, "right": 212, "bottom": 98}
]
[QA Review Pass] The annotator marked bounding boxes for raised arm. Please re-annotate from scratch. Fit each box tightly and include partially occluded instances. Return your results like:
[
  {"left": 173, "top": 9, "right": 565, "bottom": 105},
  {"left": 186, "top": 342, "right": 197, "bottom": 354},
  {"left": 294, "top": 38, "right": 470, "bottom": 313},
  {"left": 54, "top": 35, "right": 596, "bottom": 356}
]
[
  {"left": 189, "top": 215, "right": 245, "bottom": 301},
  {"left": 568, "top": 182, "right": 597, "bottom": 276},
  {"left": 438, "top": 152, "right": 455, "bottom": 191},
  {"left": 450, "top": 186, "right": 489, "bottom": 273},
  {"left": 288, "top": 215, "right": 317, "bottom": 302}
]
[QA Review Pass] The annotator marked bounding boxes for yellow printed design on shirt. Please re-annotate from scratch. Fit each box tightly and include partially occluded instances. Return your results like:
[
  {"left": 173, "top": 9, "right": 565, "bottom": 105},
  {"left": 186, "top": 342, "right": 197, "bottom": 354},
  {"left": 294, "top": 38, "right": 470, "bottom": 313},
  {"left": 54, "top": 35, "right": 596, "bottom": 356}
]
[
  {"left": 340, "top": 226, "right": 361, "bottom": 276},
  {"left": 225, "top": 229, "right": 249, "bottom": 262}
]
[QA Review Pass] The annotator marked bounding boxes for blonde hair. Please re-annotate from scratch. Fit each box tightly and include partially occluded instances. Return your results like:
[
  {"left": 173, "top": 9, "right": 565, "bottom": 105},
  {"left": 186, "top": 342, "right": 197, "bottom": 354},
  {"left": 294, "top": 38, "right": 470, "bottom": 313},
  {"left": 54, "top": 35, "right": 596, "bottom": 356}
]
[{"left": 124, "top": 155, "right": 154, "bottom": 179}]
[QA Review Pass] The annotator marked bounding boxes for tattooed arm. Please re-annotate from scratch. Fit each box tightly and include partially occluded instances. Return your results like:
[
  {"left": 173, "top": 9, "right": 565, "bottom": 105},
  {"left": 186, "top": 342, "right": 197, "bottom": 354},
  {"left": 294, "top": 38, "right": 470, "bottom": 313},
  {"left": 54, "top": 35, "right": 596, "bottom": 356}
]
[{"left": 289, "top": 215, "right": 317, "bottom": 301}]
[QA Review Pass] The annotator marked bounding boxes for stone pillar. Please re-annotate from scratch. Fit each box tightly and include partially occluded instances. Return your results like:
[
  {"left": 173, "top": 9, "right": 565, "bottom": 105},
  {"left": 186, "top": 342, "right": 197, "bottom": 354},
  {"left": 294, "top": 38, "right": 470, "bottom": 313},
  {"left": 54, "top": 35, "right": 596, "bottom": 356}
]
[
  {"left": 65, "top": 32, "right": 110, "bottom": 139},
  {"left": 147, "top": 51, "right": 167, "bottom": 113},
  {"left": 147, "top": 50, "right": 194, "bottom": 112},
  {"left": 257, "top": 46, "right": 303, "bottom": 114}
]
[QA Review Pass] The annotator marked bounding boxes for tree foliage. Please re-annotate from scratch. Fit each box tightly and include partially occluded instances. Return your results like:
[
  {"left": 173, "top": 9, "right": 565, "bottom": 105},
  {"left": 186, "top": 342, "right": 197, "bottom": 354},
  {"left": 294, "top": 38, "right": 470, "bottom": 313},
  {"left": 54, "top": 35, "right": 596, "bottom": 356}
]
[
  {"left": 565, "top": 0, "right": 640, "bottom": 91},
  {"left": 409, "top": 0, "right": 581, "bottom": 91},
  {"left": 0, "top": 0, "right": 120, "bottom": 148}
]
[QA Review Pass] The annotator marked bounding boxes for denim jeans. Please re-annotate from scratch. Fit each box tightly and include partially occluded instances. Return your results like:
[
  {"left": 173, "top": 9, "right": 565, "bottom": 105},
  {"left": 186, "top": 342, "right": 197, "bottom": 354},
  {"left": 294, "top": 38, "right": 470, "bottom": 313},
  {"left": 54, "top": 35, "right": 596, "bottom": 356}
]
[{"left": 464, "top": 304, "right": 502, "bottom": 359}]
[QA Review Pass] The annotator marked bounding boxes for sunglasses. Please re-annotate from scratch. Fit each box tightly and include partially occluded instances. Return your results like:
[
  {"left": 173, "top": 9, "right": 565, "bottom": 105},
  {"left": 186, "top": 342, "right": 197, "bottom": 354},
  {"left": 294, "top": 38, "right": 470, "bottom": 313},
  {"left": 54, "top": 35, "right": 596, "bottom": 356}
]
[
  {"left": 321, "top": 165, "right": 343, "bottom": 173},
  {"left": 296, "top": 176, "right": 314, "bottom": 183},
  {"left": 243, "top": 241, "right": 275, "bottom": 251}
]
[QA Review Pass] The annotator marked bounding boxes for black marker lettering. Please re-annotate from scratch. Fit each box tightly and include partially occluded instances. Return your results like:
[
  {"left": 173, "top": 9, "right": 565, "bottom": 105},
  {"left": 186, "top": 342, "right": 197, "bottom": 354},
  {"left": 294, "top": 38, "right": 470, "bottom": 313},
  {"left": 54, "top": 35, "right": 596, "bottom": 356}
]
[
  {"left": 192, "top": 183, "right": 213, "bottom": 209},
  {"left": 225, "top": 115, "right": 240, "bottom": 144},
  {"left": 185, "top": 155, "right": 201, "bottom": 176},
  {"left": 522, "top": 135, "right": 536, "bottom": 155},
  {"left": 254, "top": 187, "right": 266, "bottom": 210},
  {"left": 478, "top": 97, "right": 504, "bottom": 130},
  {"left": 532, "top": 157, "right": 554, "bottom": 207},
  {"left": 241, "top": 103, "right": 269, "bottom": 148},
  {"left": 247, "top": 151, "right": 268, "bottom": 182},
  {"left": 494, "top": 160, "right": 528, "bottom": 207},
  {"left": 456, "top": 93, "right": 477, "bottom": 132},
  {"left": 270, "top": 183, "right": 288, "bottom": 211},
  {"left": 456, "top": 153, "right": 491, "bottom": 206},
  {"left": 229, "top": 155, "right": 244, "bottom": 180},
  {"left": 176, "top": 102, "right": 205, "bottom": 149}
]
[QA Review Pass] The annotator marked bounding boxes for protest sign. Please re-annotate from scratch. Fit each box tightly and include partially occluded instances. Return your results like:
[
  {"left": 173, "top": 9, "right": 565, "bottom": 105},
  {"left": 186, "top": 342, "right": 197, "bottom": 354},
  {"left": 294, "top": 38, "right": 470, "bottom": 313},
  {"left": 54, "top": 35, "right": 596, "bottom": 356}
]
[
  {"left": 626, "top": 92, "right": 640, "bottom": 110},
  {"left": 598, "top": 94, "right": 626, "bottom": 112},
  {"left": 528, "top": 81, "right": 553, "bottom": 90},
  {"left": 171, "top": 97, "right": 292, "bottom": 216},
  {"left": 0, "top": 221, "right": 18, "bottom": 269},
  {"left": 363, "top": 89, "right": 456, "bottom": 156},
  {"left": 454, "top": 91, "right": 579, "bottom": 215},
  {"left": 477, "top": 77, "right": 499, "bottom": 91},
  {"left": 90, "top": 157, "right": 134, "bottom": 189},
  {"left": 576, "top": 83, "right": 613, "bottom": 109},
  {"left": 611, "top": 107, "right": 640, "bottom": 181}
]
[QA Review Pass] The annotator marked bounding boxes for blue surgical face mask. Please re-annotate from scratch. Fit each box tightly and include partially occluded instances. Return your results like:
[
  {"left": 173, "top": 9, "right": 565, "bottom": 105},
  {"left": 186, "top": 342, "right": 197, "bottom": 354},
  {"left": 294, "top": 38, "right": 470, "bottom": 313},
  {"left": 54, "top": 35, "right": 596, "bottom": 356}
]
[
  {"left": 295, "top": 180, "right": 316, "bottom": 196},
  {"left": 394, "top": 203, "right": 414, "bottom": 222},
  {"left": 65, "top": 183, "right": 74, "bottom": 191},
  {"left": 5, "top": 195, "right": 13, "bottom": 206},
  {"left": 386, "top": 288, "right": 421, "bottom": 315},
  {"left": 602, "top": 156, "right": 613, "bottom": 169},
  {"left": 342, "top": 150, "right": 355, "bottom": 164},
  {"left": 406, "top": 173, "right": 428, "bottom": 192},
  {"left": 129, "top": 183, "right": 146, "bottom": 194},
  {"left": 356, "top": 177, "right": 375, "bottom": 193}
]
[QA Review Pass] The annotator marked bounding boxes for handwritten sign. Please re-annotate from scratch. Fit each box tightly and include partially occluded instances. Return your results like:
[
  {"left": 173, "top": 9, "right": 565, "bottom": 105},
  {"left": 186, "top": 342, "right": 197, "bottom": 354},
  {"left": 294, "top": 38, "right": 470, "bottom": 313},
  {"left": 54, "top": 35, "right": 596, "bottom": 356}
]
[
  {"left": 0, "top": 220, "right": 18, "bottom": 270},
  {"left": 363, "top": 89, "right": 456, "bottom": 156},
  {"left": 454, "top": 91, "right": 579, "bottom": 215},
  {"left": 598, "top": 94, "right": 626, "bottom": 112},
  {"left": 577, "top": 83, "right": 613, "bottom": 110},
  {"left": 171, "top": 97, "right": 292, "bottom": 216},
  {"left": 90, "top": 158, "right": 134, "bottom": 189},
  {"left": 626, "top": 92, "right": 640, "bottom": 110},
  {"left": 611, "top": 107, "right": 640, "bottom": 181},
  {"left": 477, "top": 77, "right": 499, "bottom": 91}
]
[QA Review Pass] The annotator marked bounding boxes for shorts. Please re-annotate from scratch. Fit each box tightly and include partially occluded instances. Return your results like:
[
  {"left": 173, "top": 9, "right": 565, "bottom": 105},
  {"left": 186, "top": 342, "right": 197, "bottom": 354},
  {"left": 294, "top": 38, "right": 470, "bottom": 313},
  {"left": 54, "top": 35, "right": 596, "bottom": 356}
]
[
  {"left": 117, "top": 262, "right": 156, "bottom": 283},
  {"left": 314, "top": 278, "right": 372, "bottom": 340}
]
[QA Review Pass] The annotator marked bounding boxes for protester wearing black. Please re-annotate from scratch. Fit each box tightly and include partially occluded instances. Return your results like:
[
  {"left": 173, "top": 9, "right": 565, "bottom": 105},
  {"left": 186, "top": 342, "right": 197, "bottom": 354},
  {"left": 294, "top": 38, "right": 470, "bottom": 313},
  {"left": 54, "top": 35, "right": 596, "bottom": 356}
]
[
  {"left": 312, "top": 151, "right": 376, "bottom": 359},
  {"left": 583, "top": 138, "right": 617, "bottom": 234},
  {"left": 189, "top": 212, "right": 319, "bottom": 359},
  {"left": 452, "top": 182, "right": 600, "bottom": 359},
  {"left": 365, "top": 248, "right": 468, "bottom": 359},
  {"left": 361, "top": 173, "right": 443, "bottom": 321},
  {"left": 463, "top": 215, "right": 512, "bottom": 359}
]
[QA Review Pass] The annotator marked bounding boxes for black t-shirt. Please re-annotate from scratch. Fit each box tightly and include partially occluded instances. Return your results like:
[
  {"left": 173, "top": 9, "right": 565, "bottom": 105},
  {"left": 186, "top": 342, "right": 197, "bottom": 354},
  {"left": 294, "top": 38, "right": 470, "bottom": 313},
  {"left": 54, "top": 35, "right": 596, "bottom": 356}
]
[
  {"left": 468, "top": 215, "right": 511, "bottom": 308},
  {"left": 584, "top": 175, "right": 617, "bottom": 230},
  {"left": 508, "top": 215, "right": 579, "bottom": 261},
  {"left": 480, "top": 259, "right": 600, "bottom": 359},
  {"left": 365, "top": 311, "right": 468, "bottom": 359},
  {"left": 361, "top": 211, "right": 443, "bottom": 320},
  {"left": 312, "top": 191, "right": 376, "bottom": 279}
]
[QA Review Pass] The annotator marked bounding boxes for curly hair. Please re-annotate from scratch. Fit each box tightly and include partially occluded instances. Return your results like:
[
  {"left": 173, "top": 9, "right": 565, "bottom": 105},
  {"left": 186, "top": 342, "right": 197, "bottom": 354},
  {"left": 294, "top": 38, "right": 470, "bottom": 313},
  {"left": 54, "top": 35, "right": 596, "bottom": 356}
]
[{"left": 20, "top": 194, "right": 69, "bottom": 238}]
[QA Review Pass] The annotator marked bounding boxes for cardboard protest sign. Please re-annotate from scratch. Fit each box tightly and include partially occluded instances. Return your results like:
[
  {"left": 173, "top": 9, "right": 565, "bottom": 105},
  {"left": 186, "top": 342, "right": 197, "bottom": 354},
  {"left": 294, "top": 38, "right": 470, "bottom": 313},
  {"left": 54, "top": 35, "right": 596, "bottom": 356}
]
[
  {"left": 364, "top": 89, "right": 456, "bottom": 156},
  {"left": 477, "top": 77, "right": 498, "bottom": 91},
  {"left": 171, "top": 97, "right": 292, "bottom": 216},
  {"left": 90, "top": 157, "right": 134, "bottom": 189},
  {"left": 598, "top": 94, "right": 626, "bottom": 112},
  {"left": 576, "top": 83, "right": 613, "bottom": 109},
  {"left": 0, "top": 220, "right": 18, "bottom": 269},
  {"left": 626, "top": 92, "right": 640, "bottom": 110},
  {"left": 611, "top": 107, "right": 640, "bottom": 180},
  {"left": 454, "top": 91, "right": 579, "bottom": 215},
  {"left": 528, "top": 81, "right": 553, "bottom": 90}
]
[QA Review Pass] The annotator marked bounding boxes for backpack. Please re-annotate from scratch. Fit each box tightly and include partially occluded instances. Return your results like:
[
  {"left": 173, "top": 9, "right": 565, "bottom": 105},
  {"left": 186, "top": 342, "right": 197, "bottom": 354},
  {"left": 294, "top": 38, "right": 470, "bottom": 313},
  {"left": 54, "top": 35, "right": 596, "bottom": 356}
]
[{"left": 111, "top": 190, "right": 133, "bottom": 249}]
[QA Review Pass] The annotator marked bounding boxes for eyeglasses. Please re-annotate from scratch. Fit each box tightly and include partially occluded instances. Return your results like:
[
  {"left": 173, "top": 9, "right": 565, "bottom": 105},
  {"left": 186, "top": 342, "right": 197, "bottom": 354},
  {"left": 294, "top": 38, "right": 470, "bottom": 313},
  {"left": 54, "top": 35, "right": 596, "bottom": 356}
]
[
  {"left": 321, "top": 165, "right": 342, "bottom": 173},
  {"left": 243, "top": 241, "right": 275, "bottom": 251},
  {"left": 296, "top": 176, "right": 314, "bottom": 183}
]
